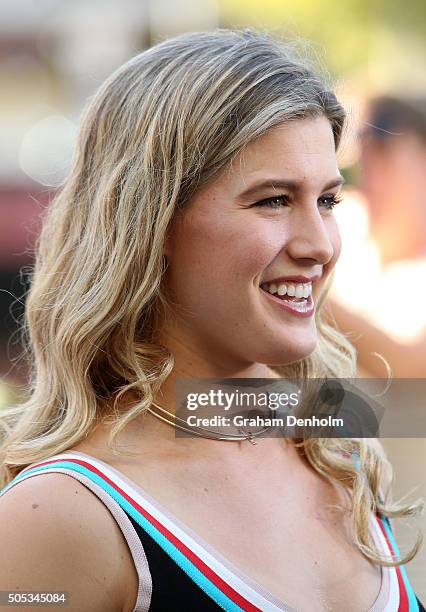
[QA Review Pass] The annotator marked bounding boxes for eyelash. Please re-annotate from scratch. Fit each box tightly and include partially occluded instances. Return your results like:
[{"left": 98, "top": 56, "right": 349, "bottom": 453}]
[{"left": 253, "top": 194, "right": 344, "bottom": 210}]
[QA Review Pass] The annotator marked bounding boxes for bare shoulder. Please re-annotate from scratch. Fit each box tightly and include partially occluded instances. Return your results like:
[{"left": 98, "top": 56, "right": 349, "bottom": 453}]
[{"left": 0, "top": 472, "right": 138, "bottom": 612}]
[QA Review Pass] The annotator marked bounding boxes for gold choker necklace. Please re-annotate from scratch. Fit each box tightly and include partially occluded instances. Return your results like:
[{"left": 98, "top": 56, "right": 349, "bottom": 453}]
[{"left": 146, "top": 403, "right": 272, "bottom": 445}]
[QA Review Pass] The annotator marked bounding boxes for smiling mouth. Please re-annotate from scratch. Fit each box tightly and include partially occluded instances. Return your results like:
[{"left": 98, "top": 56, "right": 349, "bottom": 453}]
[
  {"left": 260, "top": 280, "right": 313, "bottom": 300},
  {"left": 259, "top": 283, "right": 315, "bottom": 317}
]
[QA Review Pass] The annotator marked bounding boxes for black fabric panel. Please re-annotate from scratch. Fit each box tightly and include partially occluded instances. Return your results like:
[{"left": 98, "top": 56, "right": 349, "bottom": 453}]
[
  {"left": 125, "top": 510, "right": 426, "bottom": 611},
  {"left": 417, "top": 596, "right": 426, "bottom": 612},
  {"left": 126, "top": 512, "right": 224, "bottom": 611}
]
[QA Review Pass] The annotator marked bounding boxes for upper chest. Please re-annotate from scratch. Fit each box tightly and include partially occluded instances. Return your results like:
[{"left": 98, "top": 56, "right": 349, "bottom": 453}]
[{"left": 68, "top": 441, "right": 383, "bottom": 612}]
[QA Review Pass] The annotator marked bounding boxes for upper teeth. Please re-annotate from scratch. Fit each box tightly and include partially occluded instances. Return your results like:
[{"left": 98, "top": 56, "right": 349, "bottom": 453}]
[{"left": 262, "top": 282, "right": 312, "bottom": 299}]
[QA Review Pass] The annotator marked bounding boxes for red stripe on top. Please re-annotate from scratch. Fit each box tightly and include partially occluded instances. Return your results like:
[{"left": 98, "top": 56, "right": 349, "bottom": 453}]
[
  {"left": 20, "top": 458, "right": 261, "bottom": 612},
  {"left": 375, "top": 514, "right": 408, "bottom": 612}
]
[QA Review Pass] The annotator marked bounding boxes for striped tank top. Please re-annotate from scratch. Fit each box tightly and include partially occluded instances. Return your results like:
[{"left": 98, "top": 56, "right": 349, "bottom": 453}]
[{"left": 1, "top": 450, "right": 424, "bottom": 612}]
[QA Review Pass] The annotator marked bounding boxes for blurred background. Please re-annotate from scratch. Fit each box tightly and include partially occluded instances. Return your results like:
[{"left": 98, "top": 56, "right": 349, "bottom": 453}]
[{"left": 0, "top": 0, "right": 425, "bottom": 597}]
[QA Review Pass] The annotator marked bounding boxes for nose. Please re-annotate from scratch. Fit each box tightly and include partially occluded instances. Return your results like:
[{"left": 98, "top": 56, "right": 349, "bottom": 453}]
[{"left": 285, "top": 205, "right": 336, "bottom": 265}]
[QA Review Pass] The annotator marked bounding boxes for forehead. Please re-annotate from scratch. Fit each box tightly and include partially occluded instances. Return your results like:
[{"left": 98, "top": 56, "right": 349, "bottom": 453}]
[
  {"left": 226, "top": 115, "right": 338, "bottom": 188},
  {"left": 180, "top": 116, "right": 341, "bottom": 221}
]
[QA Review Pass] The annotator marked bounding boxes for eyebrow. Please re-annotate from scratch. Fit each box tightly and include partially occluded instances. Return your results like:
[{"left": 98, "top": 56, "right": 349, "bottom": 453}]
[{"left": 237, "top": 176, "right": 346, "bottom": 201}]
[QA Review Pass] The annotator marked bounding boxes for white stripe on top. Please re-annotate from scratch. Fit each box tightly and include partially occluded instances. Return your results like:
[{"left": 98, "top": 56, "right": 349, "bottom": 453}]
[{"left": 13, "top": 450, "right": 396, "bottom": 611}]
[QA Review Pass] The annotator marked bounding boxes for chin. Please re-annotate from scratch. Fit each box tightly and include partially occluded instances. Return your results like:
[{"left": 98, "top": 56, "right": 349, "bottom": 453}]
[{"left": 254, "top": 334, "right": 318, "bottom": 367}]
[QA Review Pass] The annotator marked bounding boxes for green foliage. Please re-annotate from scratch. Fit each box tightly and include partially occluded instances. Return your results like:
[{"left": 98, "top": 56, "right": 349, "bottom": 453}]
[{"left": 218, "top": 0, "right": 426, "bottom": 77}]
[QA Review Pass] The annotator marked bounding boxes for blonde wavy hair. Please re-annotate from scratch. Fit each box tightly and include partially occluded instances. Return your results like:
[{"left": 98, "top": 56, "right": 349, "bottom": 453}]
[{"left": 0, "top": 28, "right": 422, "bottom": 566}]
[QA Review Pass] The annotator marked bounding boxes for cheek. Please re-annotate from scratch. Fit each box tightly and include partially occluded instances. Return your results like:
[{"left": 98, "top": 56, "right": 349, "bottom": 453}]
[
  {"left": 233, "top": 233, "right": 279, "bottom": 276},
  {"left": 183, "top": 219, "right": 278, "bottom": 281}
]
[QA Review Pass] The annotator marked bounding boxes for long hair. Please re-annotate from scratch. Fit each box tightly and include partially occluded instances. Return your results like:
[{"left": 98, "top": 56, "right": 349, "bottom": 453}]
[{"left": 0, "top": 28, "right": 422, "bottom": 565}]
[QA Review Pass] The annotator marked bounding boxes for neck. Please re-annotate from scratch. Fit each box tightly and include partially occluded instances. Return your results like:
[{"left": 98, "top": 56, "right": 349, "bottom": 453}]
[
  {"left": 153, "top": 361, "right": 279, "bottom": 423},
  {"left": 154, "top": 326, "right": 279, "bottom": 414},
  {"left": 122, "top": 323, "right": 284, "bottom": 457}
]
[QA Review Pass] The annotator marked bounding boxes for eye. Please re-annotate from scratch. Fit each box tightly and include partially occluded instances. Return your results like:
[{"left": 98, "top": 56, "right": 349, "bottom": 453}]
[
  {"left": 253, "top": 194, "right": 290, "bottom": 209},
  {"left": 318, "top": 194, "right": 344, "bottom": 210}
]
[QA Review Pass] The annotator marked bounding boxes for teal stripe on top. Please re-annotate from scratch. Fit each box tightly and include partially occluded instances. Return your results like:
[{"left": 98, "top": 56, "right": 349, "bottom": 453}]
[
  {"left": 2, "top": 461, "right": 245, "bottom": 612},
  {"left": 379, "top": 515, "right": 419, "bottom": 612}
]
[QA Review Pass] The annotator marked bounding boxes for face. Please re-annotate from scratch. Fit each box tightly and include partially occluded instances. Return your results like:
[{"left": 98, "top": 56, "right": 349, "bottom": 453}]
[{"left": 162, "top": 116, "right": 343, "bottom": 370}]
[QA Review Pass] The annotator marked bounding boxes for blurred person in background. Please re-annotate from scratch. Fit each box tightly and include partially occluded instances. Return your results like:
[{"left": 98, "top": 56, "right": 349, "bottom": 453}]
[{"left": 329, "top": 96, "right": 426, "bottom": 378}]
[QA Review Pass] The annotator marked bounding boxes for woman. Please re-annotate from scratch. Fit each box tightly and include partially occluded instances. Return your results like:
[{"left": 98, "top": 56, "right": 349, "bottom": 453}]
[{"left": 0, "top": 29, "right": 423, "bottom": 611}]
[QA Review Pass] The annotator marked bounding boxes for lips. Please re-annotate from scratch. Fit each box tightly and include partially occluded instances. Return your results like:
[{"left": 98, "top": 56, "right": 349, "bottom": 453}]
[{"left": 260, "top": 286, "right": 315, "bottom": 318}]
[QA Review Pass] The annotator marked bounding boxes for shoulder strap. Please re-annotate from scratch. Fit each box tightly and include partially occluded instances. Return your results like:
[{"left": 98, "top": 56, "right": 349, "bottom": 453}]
[
  {"left": 0, "top": 454, "right": 152, "bottom": 612},
  {"left": 2, "top": 453, "right": 290, "bottom": 612},
  {"left": 374, "top": 512, "right": 420, "bottom": 611},
  {"left": 351, "top": 449, "right": 420, "bottom": 611}
]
